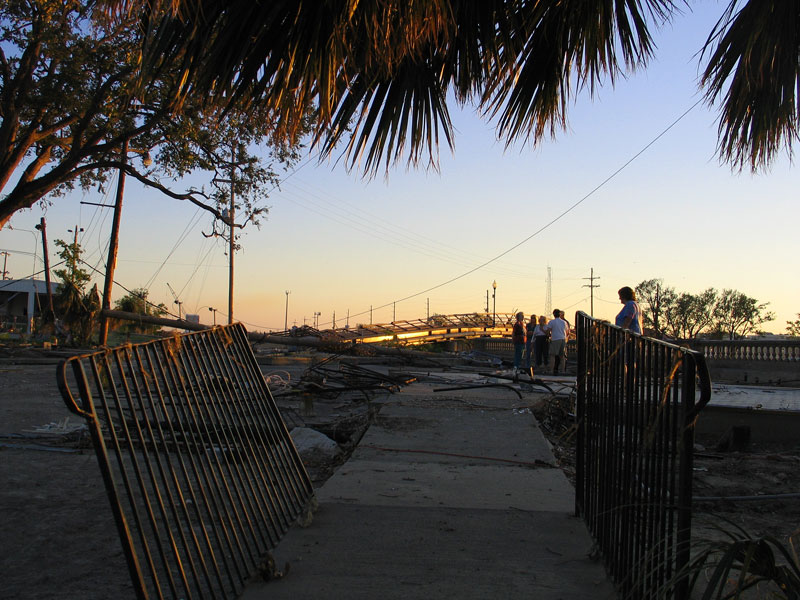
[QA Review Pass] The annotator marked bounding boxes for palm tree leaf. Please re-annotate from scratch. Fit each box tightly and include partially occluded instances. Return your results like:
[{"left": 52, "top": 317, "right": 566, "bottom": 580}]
[
  {"left": 128, "top": 0, "right": 678, "bottom": 172},
  {"left": 701, "top": 0, "right": 800, "bottom": 171},
  {"left": 483, "top": 0, "right": 674, "bottom": 146}
]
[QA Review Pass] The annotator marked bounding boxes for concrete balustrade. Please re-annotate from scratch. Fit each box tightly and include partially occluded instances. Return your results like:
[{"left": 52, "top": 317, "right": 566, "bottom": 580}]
[{"left": 690, "top": 340, "right": 800, "bottom": 386}]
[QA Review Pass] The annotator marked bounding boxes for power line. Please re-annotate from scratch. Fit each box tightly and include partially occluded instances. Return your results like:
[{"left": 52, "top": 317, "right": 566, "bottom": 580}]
[
  {"left": 343, "top": 99, "right": 704, "bottom": 321},
  {"left": 207, "top": 99, "right": 703, "bottom": 332}
]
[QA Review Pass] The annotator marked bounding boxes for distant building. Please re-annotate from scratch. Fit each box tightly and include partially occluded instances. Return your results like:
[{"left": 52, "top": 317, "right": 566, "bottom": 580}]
[{"left": 0, "top": 278, "right": 60, "bottom": 334}]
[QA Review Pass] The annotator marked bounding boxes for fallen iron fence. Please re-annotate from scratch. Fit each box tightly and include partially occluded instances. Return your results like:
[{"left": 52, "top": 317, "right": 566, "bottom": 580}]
[
  {"left": 57, "top": 324, "right": 315, "bottom": 600},
  {"left": 575, "top": 312, "right": 711, "bottom": 599}
]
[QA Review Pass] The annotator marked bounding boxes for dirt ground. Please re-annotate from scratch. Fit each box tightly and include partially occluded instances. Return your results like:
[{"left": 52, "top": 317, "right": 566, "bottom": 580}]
[
  {"left": 1, "top": 358, "right": 799, "bottom": 599},
  {"left": 538, "top": 394, "right": 800, "bottom": 545}
]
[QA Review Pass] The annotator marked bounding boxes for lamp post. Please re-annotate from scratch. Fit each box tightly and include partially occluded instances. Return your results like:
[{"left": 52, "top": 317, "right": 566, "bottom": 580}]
[
  {"left": 492, "top": 280, "right": 497, "bottom": 327},
  {"left": 208, "top": 306, "right": 217, "bottom": 326},
  {"left": 174, "top": 299, "right": 183, "bottom": 321},
  {"left": 284, "top": 290, "right": 291, "bottom": 331}
]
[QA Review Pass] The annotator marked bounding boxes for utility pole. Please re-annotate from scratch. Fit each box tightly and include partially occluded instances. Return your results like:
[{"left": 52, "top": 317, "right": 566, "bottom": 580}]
[
  {"left": 284, "top": 290, "right": 290, "bottom": 331},
  {"left": 35, "top": 218, "right": 55, "bottom": 320},
  {"left": 492, "top": 280, "right": 497, "bottom": 327},
  {"left": 228, "top": 147, "right": 236, "bottom": 324},
  {"left": 370, "top": 305, "right": 372, "bottom": 325},
  {"left": 0, "top": 251, "right": 9, "bottom": 279},
  {"left": 100, "top": 139, "right": 128, "bottom": 345},
  {"left": 486, "top": 290, "right": 489, "bottom": 314},
  {"left": 67, "top": 225, "right": 84, "bottom": 278},
  {"left": 545, "top": 267, "right": 552, "bottom": 316},
  {"left": 393, "top": 302, "right": 396, "bottom": 322},
  {"left": 653, "top": 281, "right": 661, "bottom": 334},
  {"left": 582, "top": 267, "right": 600, "bottom": 317},
  {"left": 167, "top": 283, "right": 183, "bottom": 320},
  {"left": 426, "top": 298, "right": 430, "bottom": 322}
]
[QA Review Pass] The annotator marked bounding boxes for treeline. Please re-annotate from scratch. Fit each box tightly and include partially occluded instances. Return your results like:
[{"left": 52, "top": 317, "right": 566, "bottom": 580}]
[{"left": 634, "top": 279, "right": 776, "bottom": 341}]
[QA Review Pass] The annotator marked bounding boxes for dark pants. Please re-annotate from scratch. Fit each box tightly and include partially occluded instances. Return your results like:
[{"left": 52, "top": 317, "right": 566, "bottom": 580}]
[
  {"left": 513, "top": 343, "right": 525, "bottom": 369},
  {"left": 533, "top": 336, "right": 549, "bottom": 366}
]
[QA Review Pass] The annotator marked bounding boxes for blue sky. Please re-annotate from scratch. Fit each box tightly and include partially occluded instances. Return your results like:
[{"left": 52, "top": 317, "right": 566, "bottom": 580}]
[{"left": 3, "top": 1, "right": 798, "bottom": 332}]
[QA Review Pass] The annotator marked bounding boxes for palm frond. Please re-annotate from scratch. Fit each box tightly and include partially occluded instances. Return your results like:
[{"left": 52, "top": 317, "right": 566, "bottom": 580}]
[
  {"left": 654, "top": 515, "right": 800, "bottom": 599},
  {"left": 131, "top": 0, "right": 678, "bottom": 174},
  {"left": 483, "top": 0, "right": 675, "bottom": 146},
  {"left": 701, "top": 0, "right": 800, "bottom": 171}
]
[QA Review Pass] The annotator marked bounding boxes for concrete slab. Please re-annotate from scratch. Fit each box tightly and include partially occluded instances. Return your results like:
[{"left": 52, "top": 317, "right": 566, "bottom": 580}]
[
  {"left": 361, "top": 404, "right": 556, "bottom": 466},
  {"left": 240, "top": 389, "right": 615, "bottom": 599},
  {"left": 706, "top": 383, "right": 800, "bottom": 411},
  {"left": 318, "top": 461, "right": 574, "bottom": 511},
  {"left": 242, "top": 504, "right": 615, "bottom": 600}
]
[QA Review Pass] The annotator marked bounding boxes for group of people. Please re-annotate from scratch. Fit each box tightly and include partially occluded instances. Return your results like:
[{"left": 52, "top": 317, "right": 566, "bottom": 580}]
[
  {"left": 510, "top": 287, "right": 643, "bottom": 378},
  {"left": 511, "top": 309, "right": 570, "bottom": 376}
]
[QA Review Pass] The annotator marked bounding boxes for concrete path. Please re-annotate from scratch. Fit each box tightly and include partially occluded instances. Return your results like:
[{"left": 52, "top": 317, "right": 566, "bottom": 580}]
[{"left": 243, "top": 384, "right": 616, "bottom": 599}]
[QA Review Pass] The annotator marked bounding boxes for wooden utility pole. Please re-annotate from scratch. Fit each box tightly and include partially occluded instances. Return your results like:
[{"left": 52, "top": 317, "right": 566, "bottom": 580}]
[
  {"left": 582, "top": 268, "right": 600, "bottom": 317},
  {"left": 228, "top": 148, "right": 235, "bottom": 325},
  {"left": 100, "top": 139, "right": 128, "bottom": 345},
  {"left": 35, "top": 217, "right": 55, "bottom": 320}
]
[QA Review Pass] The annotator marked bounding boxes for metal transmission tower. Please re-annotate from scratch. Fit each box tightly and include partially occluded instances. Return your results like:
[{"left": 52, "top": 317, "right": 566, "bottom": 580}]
[
  {"left": 582, "top": 268, "right": 601, "bottom": 317},
  {"left": 545, "top": 267, "right": 552, "bottom": 315}
]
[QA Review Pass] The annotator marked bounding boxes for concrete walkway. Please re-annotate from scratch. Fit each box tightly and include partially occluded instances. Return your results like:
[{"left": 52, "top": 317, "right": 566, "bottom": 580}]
[{"left": 243, "top": 383, "right": 616, "bottom": 599}]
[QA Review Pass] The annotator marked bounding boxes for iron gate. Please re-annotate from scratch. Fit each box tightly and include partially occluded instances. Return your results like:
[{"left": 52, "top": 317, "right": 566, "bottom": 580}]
[
  {"left": 575, "top": 312, "right": 711, "bottom": 599},
  {"left": 57, "top": 324, "right": 315, "bottom": 599}
]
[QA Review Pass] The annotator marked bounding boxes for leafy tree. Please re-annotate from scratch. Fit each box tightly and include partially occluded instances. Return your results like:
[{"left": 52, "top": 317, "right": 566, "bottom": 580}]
[
  {"left": 635, "top": 279, "right": 676, "bottom": 336},
  {"left": 124, "top": 0, "right": 799, "bottom": 174},
  {"left": 52, "top": 239, "right": 90, "bottom": 293},
  {"left": 711, "top": 289, "right": 775, "bottom": 340},
  {"left": 0, "top": 0, "right": 305, "bottom": 229},
  {"left": 663, "top": 289, "right": 717, "bottom": 340},
  {"left": 52, "top": 239, "right": 99, "bottom": 345},
  {"left": 785, "top": 314, "right": 800, "bottom": 337},
  {"left": 111, "top": 288, "right": 167, "bottom": 335}
]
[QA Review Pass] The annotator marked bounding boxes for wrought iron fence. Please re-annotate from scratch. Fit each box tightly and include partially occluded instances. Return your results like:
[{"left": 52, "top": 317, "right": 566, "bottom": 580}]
[
  {"left": 57, "top": 324, "right": 315, "bottom": 600},
  {"left": 575, "top": 312, "right": 711, "bottom": 599}
]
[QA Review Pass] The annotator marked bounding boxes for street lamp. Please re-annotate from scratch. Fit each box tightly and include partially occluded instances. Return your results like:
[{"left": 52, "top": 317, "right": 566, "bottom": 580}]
[
  {"left": 208, "top": 306, "right": 218, "bottom": 326},
  {"left": 492, "top": 280, "right": 497, "bottom": 327},
  {"left": 284, "top": 290, "right": 291, "bottom": 331},
  {"left": 174, "top": 299, "right": 183, "bottom": 321}
]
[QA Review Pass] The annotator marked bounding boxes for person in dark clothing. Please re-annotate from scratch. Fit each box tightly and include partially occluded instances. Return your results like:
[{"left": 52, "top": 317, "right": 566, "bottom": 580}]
[
  {"left": 525, "top": 314, "right": 537, "bottom": 370},
  {"left": 512, "top": 311, "right": 525, "bottom": 373}
]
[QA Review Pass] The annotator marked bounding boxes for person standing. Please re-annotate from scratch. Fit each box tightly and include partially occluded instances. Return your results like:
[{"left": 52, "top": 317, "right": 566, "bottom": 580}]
[
  {"left": 512, "top": 311, "right": 526, "bottom": 374},
  {"left": 525, "top": 314, "right": 537, "bottom": 371},
  {"left": 616, "top": 286, "right": 642, "bottom": 370},
  {"left": 615, "top": 286, "right": 642, "bottom": 334},
  {"left": 533, "top": 315, "right": 549, "bottom": 367},
  {"left": 545, "top": 309, "right": 570, "bottom": 375}
]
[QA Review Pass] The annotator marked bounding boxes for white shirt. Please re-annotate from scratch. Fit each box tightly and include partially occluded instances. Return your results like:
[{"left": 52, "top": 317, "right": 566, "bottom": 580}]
[{"left": 545, "top": 317, "right": 569, "bottom": 341}]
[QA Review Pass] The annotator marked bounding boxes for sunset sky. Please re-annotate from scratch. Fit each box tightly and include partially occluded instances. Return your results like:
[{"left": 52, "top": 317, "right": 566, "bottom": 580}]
[{"left": 3, "top": 1, "right": 798, "bottom": 333}]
